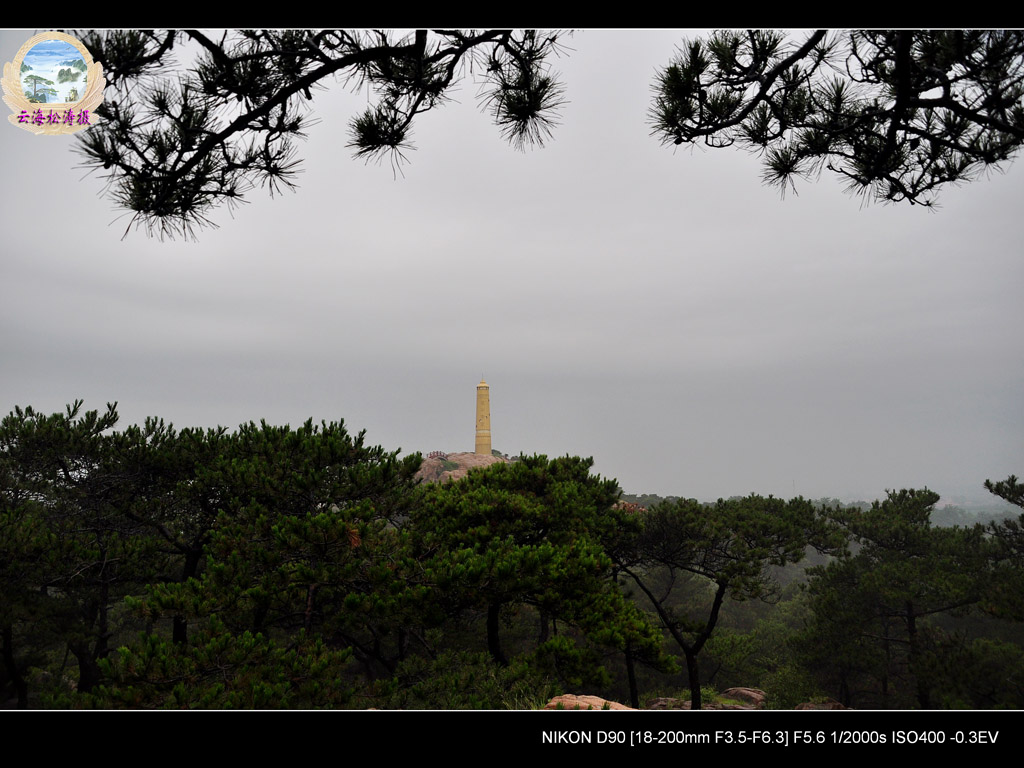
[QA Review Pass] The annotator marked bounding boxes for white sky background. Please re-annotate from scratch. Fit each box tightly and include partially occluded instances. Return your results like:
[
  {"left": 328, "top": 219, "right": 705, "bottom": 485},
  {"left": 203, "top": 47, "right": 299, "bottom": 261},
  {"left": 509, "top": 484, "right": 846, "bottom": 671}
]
[{"left": 1, "top": 29, "right": 1022, "bottom": 503}]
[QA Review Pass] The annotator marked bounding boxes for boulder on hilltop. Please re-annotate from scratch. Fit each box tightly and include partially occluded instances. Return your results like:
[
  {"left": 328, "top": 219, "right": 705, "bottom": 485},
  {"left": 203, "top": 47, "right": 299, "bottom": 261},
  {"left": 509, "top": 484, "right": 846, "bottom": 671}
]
[{"left": 415, "top": 451, "right": 509, "bottom": 484}]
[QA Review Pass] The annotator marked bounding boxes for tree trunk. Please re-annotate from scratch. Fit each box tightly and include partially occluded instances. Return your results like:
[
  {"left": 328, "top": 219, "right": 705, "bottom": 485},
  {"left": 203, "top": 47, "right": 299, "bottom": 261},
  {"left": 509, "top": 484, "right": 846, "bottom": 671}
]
[
  {"left": 69, "top": 641, "right": 102, "bottom": 693},
  {"left": 172, "top": 615, "right": 188, "bottom": 646},
  {"left": 173, "top": 548, "right": 204, "bottom": 645},
  {"left": 487, "top": 602, "right": 507, "bottom": 666},
  {"left": 624, "top": 640, "right": 639, "bottom": 709},
  {"left": 907, "top": 606, "right": 932, "bottom": 709},
  {"left": 686, "top": 650, "right": 702, "bottom": 710}
]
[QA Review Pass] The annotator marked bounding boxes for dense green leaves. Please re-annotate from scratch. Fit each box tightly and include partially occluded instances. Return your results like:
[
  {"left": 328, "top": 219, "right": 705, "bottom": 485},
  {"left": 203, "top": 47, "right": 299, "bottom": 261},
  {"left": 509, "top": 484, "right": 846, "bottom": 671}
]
[
  {"left": 2, "top": 400, "right": 1022, "bottom": 708},
  {"left": 0, "top": 403, "right": 424, "bottom": 707},
  {"left": 801, "top": 489, "right": 994, "bottom": 708},
  {"left": 412, "top": 456, "right": 662, "bottom": 676},
  {"left": 79, "top": 621, "right": 356, "bottom": 709},
  {"left": 0, "top": 401, "right": 160, "bottom": 696},
  {"left": 983, "top": 475, "right": 1024, "bottom": 621}
]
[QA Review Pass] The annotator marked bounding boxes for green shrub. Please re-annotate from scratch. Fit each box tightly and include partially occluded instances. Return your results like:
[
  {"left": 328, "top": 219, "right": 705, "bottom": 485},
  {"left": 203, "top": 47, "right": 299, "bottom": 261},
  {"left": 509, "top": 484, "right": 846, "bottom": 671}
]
[{"left": 762, "top": 664, "right": 823, "bottom": 709}]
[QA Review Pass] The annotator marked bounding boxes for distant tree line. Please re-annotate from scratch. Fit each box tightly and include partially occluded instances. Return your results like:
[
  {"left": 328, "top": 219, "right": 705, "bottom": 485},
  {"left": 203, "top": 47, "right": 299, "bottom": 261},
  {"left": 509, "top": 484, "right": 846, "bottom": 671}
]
[{"left": 2, "top": 402, "right": 1022, "bottom": 709}]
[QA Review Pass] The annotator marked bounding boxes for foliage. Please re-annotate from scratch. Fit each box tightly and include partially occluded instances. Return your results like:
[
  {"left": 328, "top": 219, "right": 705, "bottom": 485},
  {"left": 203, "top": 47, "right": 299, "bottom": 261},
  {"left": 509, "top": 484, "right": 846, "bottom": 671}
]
[
  {"left": 902, "top": 634, "right": 1024, "bottom": 709},
  {"left": 67, "top": 620, "right": 356, "bottom": 709},
  {"left": 0, "top": 401, "right": 164, "bottom": 699},
  {"left": 800, "top": 489, "right": 991, "bottom": 708},
  {"left": 23, "top": 74, "right": 54, "bottom": 91},
  {"left": 74, "top": 29, "right": 568, "bottom": 239},
  {"left": 4, "top": 399, "right": 1022, "bottom": 708},
  {"left": 60, "top": 29, "right": 1024, "bottom": 237},
  {"left": 616, "top": 494, "right": 828, "bottom": 709},
  {"left": 412, "top": 455, "right": 663, "bottom": 679},
  {"left": 377, "top": 650, "right": 557, "bottom": 710},
  {"left": 702, "top": 627, "right": 759, "bottom": 689},
  {"left": 983, "top": 475, "right": 1024, "bottom": 621},
  {"left": 128, "top": 418, "right": 423, "bottom": 688},
  {"left": 618, "top": 492, "right": 685, "bottom": 509},
  {"left": 23, "top": 74, "right": 57, "bottom": 102},
  {"left": 0, "top": 402, "right": 422, "bottom": 707},
  {"left": 651, "top": 30, "right": 1024, "bottom": 206},
  {"left": 985, "top": 474, "right": 1024, "bottom": 509},
  {"left": 761, "top": 664, "right": 824, "bottom": 710}
]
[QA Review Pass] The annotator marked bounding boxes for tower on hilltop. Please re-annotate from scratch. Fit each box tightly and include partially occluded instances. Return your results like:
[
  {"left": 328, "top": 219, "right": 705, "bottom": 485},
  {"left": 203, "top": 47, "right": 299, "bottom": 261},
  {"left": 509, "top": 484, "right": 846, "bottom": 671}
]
[{"left": 475, "top": 378, "right": 491, "bottom": 455}]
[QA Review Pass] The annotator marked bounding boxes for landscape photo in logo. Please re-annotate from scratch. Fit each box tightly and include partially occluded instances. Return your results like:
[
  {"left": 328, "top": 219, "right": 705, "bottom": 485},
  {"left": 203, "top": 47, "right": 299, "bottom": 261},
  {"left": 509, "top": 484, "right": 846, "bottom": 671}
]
[{"left": 20, "top": 38, "right": 87, "bottom": 104}]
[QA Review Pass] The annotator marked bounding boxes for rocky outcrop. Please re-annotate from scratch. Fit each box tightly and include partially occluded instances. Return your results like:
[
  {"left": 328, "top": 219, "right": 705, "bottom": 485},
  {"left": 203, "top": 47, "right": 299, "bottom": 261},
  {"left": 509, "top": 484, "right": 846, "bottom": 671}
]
[
  {"left": 646, "top": 698, "right": 755, "bottom": 710},
  {"left": 544, "top": 695, "right": 633, "bottom": 710},
  {"left": 544, "top": 688, "right": 848, "bottom": 710},
  {"left": 645, "top": 698, "right": 691, "bottom": 710},
  {"left": 415, "top": 451, "right": 508, "bottom": 484},
  {"left": 721, "top": 687, "right": 766, "bottom": 707},
  {"left": 794, "top": 699, "right": 848, "bottom": 709}
]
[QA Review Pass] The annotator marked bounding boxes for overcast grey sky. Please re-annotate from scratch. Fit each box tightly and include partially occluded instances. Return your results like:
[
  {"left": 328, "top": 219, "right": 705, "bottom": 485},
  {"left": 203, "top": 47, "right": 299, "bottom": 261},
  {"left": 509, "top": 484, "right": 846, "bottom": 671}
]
[{"left": 2, "top": 29, "right": 1022, "bottom": 504}]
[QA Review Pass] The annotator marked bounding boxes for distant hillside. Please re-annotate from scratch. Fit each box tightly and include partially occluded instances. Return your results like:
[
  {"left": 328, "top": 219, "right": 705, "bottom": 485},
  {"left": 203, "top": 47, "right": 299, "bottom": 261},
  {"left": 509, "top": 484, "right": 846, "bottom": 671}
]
[{"left": 415, "top": 451, "right": 509, "bottom": 484}]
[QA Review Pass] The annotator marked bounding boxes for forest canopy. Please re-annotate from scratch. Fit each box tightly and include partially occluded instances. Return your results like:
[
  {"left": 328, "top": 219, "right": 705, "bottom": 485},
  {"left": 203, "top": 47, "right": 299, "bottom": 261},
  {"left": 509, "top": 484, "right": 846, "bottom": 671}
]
[{"left": 2, "top": 401, "right": 1021, "bottom": 709}]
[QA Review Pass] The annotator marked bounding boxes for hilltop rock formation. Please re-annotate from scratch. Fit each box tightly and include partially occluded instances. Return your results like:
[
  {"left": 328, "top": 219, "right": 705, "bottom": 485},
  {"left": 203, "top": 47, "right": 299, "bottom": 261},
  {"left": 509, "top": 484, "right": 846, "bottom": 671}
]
[{"left": 415, "top": 451, "right": 509, "bottom": 484}]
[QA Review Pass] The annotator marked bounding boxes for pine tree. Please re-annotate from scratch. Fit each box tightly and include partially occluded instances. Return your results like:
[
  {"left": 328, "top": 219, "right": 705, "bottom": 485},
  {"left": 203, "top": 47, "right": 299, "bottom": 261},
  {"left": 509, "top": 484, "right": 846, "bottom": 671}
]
[
  {"left": 801, "top": 489, "right": 991, "bottom": 708},
  {"left": 615, "top": 494, "right": 828, "bottom": 709},
  {"left": 74, "top": 29, "right": 567, "bottom": 238},
  {"left": 650, "top": 30, "right": 1024, "bottom": 206},
  {"left": 412, "top": 455, "right": 662, "bottom": 686}
]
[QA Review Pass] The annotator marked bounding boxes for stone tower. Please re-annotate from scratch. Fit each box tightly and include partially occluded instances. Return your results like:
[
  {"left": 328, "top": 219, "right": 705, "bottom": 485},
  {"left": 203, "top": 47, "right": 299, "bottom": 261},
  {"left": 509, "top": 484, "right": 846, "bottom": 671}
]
[{"left": 475, "top": 378, "right": 491, "bottom": 455}]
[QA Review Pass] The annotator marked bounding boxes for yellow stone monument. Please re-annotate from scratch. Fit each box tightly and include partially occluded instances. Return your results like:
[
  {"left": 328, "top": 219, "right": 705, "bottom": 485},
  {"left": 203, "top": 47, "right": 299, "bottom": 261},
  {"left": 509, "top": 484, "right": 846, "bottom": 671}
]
[{"left": 475, "top": 378, "right": 491, "bottom": 455}]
